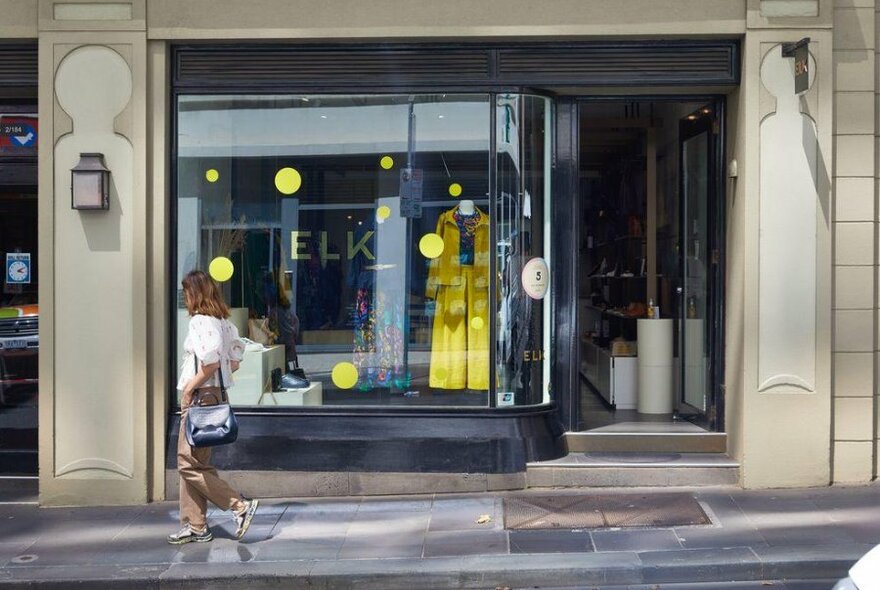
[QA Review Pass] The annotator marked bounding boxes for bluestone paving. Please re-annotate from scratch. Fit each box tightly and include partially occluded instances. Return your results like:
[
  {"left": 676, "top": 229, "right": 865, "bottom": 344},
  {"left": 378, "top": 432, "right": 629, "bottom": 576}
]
[
  {"left": 591, "top": 528, "right": 684, "bottom": 552},
  {"left": 0, "top": 485, "right": 877, "bottom": 587},
  {"left": 508, "top": 529, "right": 594, "bottom": 553}
]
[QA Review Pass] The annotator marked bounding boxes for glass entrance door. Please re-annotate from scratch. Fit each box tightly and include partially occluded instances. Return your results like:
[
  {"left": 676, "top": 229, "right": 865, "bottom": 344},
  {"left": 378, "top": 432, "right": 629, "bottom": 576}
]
[{"left": 677, "top": 105, "right": 719, "bottom": 422}]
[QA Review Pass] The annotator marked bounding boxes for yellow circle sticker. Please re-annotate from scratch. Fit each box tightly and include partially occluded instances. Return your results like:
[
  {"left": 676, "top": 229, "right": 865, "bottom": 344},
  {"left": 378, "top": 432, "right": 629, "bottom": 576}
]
[
  {"left": 208, "top": 257, "right": 234, "bottom": 282},
  {"left": 377, "top": 205, "right": 392, "bottom": 220},
  {"left": 448, "top": 183, "right": 463, "bottom": 197},
  {"left": 331, "top": 362, "right": 359, "bottom": 389},
  {"left": 419, "top": 233, "right": 445, "bottom": 259},
  {"left": 380, "top": 156, "right": 394, "bottom": 170},
  {"left": 471, "top": 317, "right": 484, "bottom": 330},
  {"left": 434, "top": 368, "right": 448, "bottom": 381},
  {"left": 205, "top": 169, "right": 219, "bottom": 183},
  {"left": 275, "top": 167, "right": 302, "bottom": 195}
]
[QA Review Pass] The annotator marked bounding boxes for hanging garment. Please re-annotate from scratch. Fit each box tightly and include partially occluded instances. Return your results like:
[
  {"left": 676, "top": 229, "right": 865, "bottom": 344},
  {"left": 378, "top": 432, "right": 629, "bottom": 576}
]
[
  {"left": 426, "top": 207, "right": 490, "bottom": 299},
  {"left": 426, "top": 206, "right": 490, "bottom": 390},
  {"left": 352, "top": 287, "right": 409, "bottom": 390},
  {"left": 428, "top": 266, "right": 489, "bottom": 390}
]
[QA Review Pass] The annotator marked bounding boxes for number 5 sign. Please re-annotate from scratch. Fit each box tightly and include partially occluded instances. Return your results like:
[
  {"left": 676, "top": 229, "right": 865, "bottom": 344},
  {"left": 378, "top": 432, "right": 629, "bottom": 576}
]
[{"left": 522, "top": 257, "right": 549, "bottom": 300}]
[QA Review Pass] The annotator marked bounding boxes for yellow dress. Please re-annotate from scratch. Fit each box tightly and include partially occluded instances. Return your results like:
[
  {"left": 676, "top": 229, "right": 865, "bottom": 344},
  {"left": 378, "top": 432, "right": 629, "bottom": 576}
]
[{"left": 426, "top": 207, "right": 489, "bottom": 390}]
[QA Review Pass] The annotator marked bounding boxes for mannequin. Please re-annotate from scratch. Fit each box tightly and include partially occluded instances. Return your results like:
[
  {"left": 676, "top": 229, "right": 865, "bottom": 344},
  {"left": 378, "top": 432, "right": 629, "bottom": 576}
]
[{"left": 425, "top": 200, "right": 490, "bottom": 390}]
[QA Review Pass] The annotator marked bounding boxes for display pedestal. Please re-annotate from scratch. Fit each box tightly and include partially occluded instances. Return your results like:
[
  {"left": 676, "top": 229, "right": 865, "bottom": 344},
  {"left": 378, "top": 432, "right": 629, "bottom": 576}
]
[
  {"left": 229, "top": 345, "right": 285, "bottom": 406},
  {"left": 637, "top": 318, "right": 674, "bottom": 414},
  {"left": 259, "top": 382, "right": 323, "bottom": 406}
]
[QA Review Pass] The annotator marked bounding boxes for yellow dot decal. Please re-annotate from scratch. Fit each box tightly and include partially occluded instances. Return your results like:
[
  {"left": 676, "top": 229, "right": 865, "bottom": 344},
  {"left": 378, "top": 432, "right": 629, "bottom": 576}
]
[
  {"left": 208, "top": 257, "right": 234, "bottom": 282},
  {"left": 434, "top": 368, "right": 448, "bottom": 381},
  {"left": 380, "top": 156, "right": 394, "bottom": 170},
  {"left": 332, "top": 362, "right": 359, "bottom": 389},
  {"left": 471, "top": 317, "right": 484, "bottom": 330},
  {"left": 205, "top": 169, "right": 219, "bottom": 183},
  {"left": 377, "top": 205, "right": 392, "bottom": 220},
  {"left": 275, "top": 167, "right": 302, "bottom": 195},
  {"left": 449, "top": 183, "right": 463, "bottom": 197},
  {"left": 419, "top": 233, "right": 445, "bottom": 259}
]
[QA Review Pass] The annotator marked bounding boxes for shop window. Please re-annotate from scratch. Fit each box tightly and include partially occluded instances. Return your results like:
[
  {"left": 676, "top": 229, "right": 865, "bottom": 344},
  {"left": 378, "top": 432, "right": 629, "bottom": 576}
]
[{"left": 175, "top": 93, "right": 552, "bottom": 409}]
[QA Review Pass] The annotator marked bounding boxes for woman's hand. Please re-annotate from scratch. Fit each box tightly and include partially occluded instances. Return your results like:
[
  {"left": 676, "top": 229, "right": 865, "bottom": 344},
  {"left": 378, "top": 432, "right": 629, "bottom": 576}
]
[
  {"left": 181, "top": 386, "right": 194, "bottom": 408},
  {"left": 231, "top": 360, "right": 240, "bottom": 373}
]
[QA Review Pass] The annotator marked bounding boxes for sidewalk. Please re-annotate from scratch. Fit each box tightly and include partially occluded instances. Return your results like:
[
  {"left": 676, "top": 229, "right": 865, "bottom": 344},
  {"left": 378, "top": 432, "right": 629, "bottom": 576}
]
[{"left": 1, "top": 483, "right": 878, "bottom": 589}]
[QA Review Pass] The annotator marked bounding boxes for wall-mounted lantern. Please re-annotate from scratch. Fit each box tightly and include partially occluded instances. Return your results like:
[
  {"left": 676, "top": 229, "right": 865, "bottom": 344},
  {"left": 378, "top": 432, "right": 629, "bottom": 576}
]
[{"left": 71, "top": 153, "right": 110, "bottom": 210}]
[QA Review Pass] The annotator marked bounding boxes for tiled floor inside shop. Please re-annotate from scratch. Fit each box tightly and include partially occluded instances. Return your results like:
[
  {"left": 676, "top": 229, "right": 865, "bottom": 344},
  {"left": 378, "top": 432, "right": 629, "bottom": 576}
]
[{"left": 579, "top": 380, "right": 709, "bottom": 433}]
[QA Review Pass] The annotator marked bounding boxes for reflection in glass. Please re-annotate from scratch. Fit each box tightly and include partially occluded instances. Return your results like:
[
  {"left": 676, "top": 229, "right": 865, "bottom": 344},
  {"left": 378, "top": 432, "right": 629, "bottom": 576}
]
[{"left": 495, "top": 95, "right": 553, "bottom": 407}]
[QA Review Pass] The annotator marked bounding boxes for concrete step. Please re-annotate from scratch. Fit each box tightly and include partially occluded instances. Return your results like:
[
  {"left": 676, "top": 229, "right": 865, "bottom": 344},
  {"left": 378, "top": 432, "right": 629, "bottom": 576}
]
[
  {"left": 565, "top": 431, "right": 727, "bottom": 454},
  {"left": 527, "top": 452, "right": 740, "bottom": 487}
]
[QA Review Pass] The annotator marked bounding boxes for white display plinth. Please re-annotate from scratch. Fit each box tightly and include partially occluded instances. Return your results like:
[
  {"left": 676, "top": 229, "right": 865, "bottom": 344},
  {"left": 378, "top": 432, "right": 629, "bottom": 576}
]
[
  {"left": 259, "top": 382, "right": 323, "bottom": 406},
  {"left": 637, "top": 318, "right": 674, "bottom": 414},
  {"left": 229, "top": 345, "right": 285, "bottom": 406}
]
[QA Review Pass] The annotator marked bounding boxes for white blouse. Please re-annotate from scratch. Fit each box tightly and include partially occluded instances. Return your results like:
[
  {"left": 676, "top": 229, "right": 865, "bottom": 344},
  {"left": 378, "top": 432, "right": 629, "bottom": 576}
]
[{"left": 176, "top": 314, "right": 246, "bottom": 391}]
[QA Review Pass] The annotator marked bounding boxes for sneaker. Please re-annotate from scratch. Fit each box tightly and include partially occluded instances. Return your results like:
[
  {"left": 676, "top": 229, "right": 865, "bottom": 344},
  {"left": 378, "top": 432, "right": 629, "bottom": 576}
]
[
  {"left": 166, "top": 524, "right": 213, "bottom": 545},
  {"left": 233, "top": 498, "right": 259, "bottom": 540}
]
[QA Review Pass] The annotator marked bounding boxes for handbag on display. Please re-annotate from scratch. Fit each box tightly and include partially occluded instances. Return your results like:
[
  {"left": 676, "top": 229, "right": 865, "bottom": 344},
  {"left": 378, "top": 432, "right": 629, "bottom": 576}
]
[
  {"left": 280, "top": 358, "right": 310, "bottom": 389},
  {"left": 248, "top": 317, "right": 275, "bottom": 345},
  {"left": 185, "top": 366, "right": 239, "bottom": 448}
]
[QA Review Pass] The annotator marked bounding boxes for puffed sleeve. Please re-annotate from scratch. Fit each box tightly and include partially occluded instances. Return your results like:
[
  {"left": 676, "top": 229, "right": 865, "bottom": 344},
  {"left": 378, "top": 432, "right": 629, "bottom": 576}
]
[
  {"left": 227, "top": 321, "right": 245, "bottom": 362},
  {"left": 189, "top": 315, "right": 222, "bottom": 365}
]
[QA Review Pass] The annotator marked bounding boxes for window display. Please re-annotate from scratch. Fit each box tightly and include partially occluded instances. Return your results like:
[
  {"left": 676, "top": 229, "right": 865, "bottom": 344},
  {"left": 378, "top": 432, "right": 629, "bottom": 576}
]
[{"left": 175, "top": 93, "right": 552, "bottom": 408}]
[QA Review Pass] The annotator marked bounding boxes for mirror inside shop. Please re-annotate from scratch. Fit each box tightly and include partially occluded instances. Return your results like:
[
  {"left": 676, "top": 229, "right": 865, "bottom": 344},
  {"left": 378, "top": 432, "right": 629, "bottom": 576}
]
[
  {"left": 176, "top": 94, "right": 551, "bottom": 409},
  {"left": 577, "top": 100, "right": 717, "bottom": 433}
]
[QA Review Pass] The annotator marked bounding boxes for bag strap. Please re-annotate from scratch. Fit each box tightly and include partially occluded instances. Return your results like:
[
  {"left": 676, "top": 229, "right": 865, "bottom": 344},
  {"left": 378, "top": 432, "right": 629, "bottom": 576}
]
[{"left": 216, "top": 357, "right": 229, "bottom": 403}]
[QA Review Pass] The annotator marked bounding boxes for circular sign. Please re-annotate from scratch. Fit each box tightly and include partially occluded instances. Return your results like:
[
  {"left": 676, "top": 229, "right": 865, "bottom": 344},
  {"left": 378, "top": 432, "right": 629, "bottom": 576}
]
[
  {"left": 209, "top": 257, "right": 234, "bottom": 282},
  {"left": 522, "top": 257, "right": 549, "bottom": 300},
  {"left": 419, "top": 233, "right": 445, "bottom": 259},
  {"left": 331, "top": 362, "right": 359, "bottom": 389},
  {"left": 275, "top": 167, "right": 302, "bottom": 195}
]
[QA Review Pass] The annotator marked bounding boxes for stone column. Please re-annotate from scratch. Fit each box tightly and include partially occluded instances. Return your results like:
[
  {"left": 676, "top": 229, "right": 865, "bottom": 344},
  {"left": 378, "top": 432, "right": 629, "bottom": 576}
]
[
  {"left": 829, "top": 0, "right": 876, "bottom": 484},
  {"left": 38, "top": 0, "right": 149, "bottom": 506},
  {"left": 734, "top": 0, "right": 834, "bottom": 487}
]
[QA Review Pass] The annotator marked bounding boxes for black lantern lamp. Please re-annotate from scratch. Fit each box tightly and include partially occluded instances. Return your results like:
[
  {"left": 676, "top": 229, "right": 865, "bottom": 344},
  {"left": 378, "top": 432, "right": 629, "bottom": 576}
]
[{"left": 71, "top": 153, "right": 110, "bottom": 210}]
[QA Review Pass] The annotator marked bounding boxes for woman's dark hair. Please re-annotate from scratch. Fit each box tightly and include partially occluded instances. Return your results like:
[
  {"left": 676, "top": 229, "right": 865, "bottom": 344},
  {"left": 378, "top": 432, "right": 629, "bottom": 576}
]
[{"left": 181, "top": 270, "right": 230, "bottom": 319}]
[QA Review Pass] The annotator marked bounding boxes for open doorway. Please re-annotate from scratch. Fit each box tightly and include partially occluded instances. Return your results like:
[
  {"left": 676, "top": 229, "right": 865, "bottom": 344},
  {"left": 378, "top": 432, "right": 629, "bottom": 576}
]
[{"left": 577, "top": 99, "right": 723, "bottom": 434}]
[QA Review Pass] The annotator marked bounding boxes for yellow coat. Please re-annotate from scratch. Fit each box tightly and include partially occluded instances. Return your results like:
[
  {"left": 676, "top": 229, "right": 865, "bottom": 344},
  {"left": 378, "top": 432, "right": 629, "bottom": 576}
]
[{"left": 425, "top": 207, "right": 490, "bottom": 299}]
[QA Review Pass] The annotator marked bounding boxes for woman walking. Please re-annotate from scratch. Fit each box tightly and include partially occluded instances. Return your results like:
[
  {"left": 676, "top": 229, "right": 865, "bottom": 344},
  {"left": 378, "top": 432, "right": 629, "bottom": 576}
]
[{"left": 167, "top": 270, "right": 259, "bottom": 545}]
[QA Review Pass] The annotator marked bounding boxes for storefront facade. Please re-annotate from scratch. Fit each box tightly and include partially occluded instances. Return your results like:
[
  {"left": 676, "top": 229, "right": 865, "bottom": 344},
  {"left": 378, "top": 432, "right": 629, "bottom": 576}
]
[{"left": 0, "top": 0, "right": 869, "bottom": 506}]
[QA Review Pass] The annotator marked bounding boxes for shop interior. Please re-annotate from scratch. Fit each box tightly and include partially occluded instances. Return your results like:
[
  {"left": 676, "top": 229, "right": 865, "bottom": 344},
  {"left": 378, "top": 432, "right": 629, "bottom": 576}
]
[{"left": 577, "top": 100, "right": 717, "bottom": 433}]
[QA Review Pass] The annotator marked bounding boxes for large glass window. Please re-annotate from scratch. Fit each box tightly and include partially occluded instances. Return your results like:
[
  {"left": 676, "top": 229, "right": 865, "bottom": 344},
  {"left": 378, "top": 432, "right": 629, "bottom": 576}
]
[{"left": 175, "top": 93, "right": 551, "bottom": 408}]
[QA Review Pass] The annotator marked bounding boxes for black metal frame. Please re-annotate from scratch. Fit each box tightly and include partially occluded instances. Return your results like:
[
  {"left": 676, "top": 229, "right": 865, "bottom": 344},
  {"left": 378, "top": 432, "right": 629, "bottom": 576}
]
[{"left": 676, "top": 99, "right": 727, "bottom": 431}]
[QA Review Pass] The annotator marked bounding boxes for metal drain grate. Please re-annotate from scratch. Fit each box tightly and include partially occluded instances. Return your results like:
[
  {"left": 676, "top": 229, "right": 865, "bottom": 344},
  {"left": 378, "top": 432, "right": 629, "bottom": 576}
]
[{"left": 503, "top": 493, "right": 710, "bottom": 530}]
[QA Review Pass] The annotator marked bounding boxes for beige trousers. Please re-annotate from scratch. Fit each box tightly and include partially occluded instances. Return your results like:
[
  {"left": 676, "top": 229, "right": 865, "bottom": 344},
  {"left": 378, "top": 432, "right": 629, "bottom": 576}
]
[{"left": 177, "top": 392, "right": 241, "bottom": 528}]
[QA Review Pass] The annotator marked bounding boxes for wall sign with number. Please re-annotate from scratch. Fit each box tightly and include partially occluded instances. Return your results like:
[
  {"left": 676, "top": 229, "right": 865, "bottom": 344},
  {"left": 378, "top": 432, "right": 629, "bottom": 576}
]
[{"left": 522, "top": 257, "right": 549, "bottom": 300}]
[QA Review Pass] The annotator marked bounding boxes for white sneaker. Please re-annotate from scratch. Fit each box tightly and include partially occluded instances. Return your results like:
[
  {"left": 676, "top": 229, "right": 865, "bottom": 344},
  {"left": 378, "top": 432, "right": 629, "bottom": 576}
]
[{"left": 234, "top": 499, "right": 259, "bottom": 539}]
